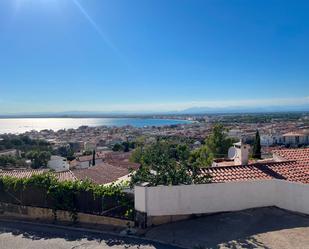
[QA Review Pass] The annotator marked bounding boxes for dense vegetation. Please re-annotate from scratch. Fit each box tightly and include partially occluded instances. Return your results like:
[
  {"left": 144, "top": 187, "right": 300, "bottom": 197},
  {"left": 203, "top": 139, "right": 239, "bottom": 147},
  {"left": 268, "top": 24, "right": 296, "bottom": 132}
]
[
  {"left": 55, "top": 145, "right": 75, "bottom": 161},
  {"left": 0, "top": 135, "right": 52, "bottom": 152},
  {"left": 0, "top": 135, "right": 52, "bottom": 169},
  {"left": 0, "top": 173, "right": 132, "bottom": 221},
  {"left": 252, "top": 130, "right": 262, "bottom": 159},
  {"left": 130, "top": 124, "right": 234, "bottom": 186},
  {"left": 0, "top": 155, "right": 28, "bottom": 168},
  {"left": 112, "top": 141, "right": 135, "bottom": 152},
  {"left": 213, "top": 112, "right": 306, "bottom": 124}
]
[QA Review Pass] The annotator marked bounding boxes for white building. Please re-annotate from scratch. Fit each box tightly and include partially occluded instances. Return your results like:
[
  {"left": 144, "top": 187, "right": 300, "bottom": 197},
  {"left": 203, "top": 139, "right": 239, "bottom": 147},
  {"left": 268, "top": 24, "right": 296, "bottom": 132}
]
[
  {"left": 282, "top": 131, "right": 309, "bottom": 146},
  {"left": 47, "top": 156, "right": 70, "bottom": 172}
]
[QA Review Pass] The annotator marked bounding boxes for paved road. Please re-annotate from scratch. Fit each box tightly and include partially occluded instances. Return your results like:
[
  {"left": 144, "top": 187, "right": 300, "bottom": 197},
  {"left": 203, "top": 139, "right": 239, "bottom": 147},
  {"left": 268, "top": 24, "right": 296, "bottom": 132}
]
[
  {"left": 145, "top": 207, "right": 309, "bottom": 249},
  {"left": 0, "top": 220, "right": 181, "bottom": 249}
]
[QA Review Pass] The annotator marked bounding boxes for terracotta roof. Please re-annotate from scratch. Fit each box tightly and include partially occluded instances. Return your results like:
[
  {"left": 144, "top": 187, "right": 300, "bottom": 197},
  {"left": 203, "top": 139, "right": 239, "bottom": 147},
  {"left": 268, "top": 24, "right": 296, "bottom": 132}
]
[
  {"left": 105, "top": 159, "right": 139, "bottom": 170},
  {"left": 72, "top": 162, "right": 130, "bottom": 185},
  {"left": 272, "top": 148, "right": 309, "bottom": 163},
  {"left": 282, "top": 131, "right": 308, "bottom": 137},
  {"left": 203, "top": 164, "right": 272, "bottom": 183},
  {"left": 0, "top": 169, "right": 76, "bottom": 182},
  {"left": 0, "top": 169, "right": 48, "bottom": 178},
  {"left": 0, "top": 151, "right": 139, "bottom": 185},
  {"left": 202, "top": 161, "right": 309, "bottom": 184},
  {"left": 55, "top": 170, "right": 77, "bottom": 182}
]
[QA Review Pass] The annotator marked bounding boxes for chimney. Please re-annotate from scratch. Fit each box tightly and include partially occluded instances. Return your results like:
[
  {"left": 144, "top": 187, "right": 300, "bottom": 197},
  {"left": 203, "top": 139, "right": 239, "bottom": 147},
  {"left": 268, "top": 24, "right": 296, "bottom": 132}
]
[{"left": 234, "top": 141, "right": 250, "bottom": 165}]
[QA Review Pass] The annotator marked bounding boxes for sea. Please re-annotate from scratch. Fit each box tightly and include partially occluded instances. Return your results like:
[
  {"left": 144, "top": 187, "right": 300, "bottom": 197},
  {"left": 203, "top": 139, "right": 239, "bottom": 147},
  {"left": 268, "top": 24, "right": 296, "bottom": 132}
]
[{"left": 0, "top": 118, "right": 192, "bottom": 134}]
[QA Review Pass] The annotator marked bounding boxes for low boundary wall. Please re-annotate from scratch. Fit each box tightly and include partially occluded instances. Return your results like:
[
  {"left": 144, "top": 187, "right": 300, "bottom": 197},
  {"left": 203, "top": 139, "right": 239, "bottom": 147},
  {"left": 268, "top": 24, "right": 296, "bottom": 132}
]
[
  {"left": 0, "top": 202, "right": 134, "bottom": 228},
  {"left": 135, "top": 180, "right": 309, "bottom": 227}
]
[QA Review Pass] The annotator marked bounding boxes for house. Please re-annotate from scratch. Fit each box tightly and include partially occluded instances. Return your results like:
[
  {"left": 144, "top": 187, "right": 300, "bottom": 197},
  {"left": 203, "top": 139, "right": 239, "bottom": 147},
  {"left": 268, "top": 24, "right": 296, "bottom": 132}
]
[
  {"left": 282, "top": 131, "right": 309, "bottom": 147},
  {"left": 0, "top": 151, "right": 140, "bottom": 185},
  {"left": 70, "top": 152, "right": 105, "bottom": 169},
  {"left": 135, "top": 148, "right": 309, "bottom": 227},
  {"left": 272, "top": 148, "right": 309, "bottom": 163},
  {"left": 47, "top": 156, "right": 70, "bottom": 172},
  {"left": 260, "top": 134, "right": 283, "bottom": 146},
  {"left": 83, "top": 141, "right": 96, "bottom": 151},
  {"left": 212, "top": 141, "right": 250, "bottom": 167}
]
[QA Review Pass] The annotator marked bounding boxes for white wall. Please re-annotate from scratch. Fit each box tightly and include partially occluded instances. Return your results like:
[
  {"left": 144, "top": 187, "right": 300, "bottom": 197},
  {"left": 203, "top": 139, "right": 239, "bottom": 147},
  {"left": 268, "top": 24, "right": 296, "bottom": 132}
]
[
  {"left": 135, "top": 180, "right": 309, "bottom": 217},
  {"left": 276, "top": 181, "right": 309, "bottom": 214},
  {"left": 47, "top": 156, "right": 70, "bottom": 172}
]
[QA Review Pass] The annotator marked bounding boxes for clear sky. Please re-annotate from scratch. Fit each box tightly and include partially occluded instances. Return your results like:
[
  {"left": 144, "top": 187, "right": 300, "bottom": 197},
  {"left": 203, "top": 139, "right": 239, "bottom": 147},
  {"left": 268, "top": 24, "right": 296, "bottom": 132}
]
[{"left": 1, "top": 0, "right": 309, "bottom": 113}]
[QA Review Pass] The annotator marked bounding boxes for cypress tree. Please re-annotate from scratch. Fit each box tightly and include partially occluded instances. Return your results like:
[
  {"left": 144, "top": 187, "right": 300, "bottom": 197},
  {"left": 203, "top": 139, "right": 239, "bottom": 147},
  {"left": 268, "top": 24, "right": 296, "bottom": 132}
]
[
  {"left": 92, "top": 150, "right": 96, "bottom": 166},
  {"left": 253, "top": 130, "right": 261, "bottom": 159}
]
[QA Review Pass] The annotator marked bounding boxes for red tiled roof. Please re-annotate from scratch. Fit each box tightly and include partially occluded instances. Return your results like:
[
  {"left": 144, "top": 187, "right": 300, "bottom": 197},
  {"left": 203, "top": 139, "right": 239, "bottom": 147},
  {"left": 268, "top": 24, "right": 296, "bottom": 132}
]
[
  {"left": 0, "top": 169, "right": 48, "bottom": 179},
  {"left": 72, "top": 162, "right": 130, "bottom": 185},
  {"left": 202, "top": 160, "right": 309, "bottom": 184},
  {"left": 272, "top": 148, "right": 309, "bottom": 163},
  {"left": 0, "top": 151, "right": 139, "bottom": 185},
  {"left": 0, "top": 169, "right": 76, "bottom": 182},
  {"left": 55, "top": 170, "right": 77, "bottom": 182}
]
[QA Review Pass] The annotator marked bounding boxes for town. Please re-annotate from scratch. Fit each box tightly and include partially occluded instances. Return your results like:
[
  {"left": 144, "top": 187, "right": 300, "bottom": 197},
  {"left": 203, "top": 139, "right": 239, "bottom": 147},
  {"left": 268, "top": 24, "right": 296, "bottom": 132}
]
[
  {"left": 1, "top": 112, "right": 309, "bottom": 248},
  {"left": 1, "top": 0, "right": 309, "bottom": 248}
]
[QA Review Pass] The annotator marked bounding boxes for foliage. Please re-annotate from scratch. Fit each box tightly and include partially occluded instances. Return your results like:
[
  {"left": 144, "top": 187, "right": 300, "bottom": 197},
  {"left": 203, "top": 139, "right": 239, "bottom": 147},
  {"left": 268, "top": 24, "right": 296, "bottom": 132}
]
[
  {"left": 0, "top": 155, "right": 28, "bottom": 168},
  {"left": 188, "top": 124, "right": 234, "bottom": 168},
  {"left": 130, "top": 140, "right": 210, "bottom": 187},
  {"left": 112, "top": 141, "right": 135, "bottom": 152},
  {"left": 56, "top": 145, "right": 75, "bottom": 161},
  {"left": 205, "top": 124, "right": 234, "bottom": 158},
  {"left": 215, "top": 112, "right": 305, "bottom": 124},
  {"left": 252, "top": 130, "right": 262, "bottom": 159},
  {"left": 92, "top": 150, "right": 96, "bottom": 166},
  {"left": 0, "top": 135, "right": 52, "bottom": 153},
  {"left": 0, "top": 173, "right": 126, "bottom": 222},
  {"left": 26, "top": 150, "right": 51, "bottom": 169},
  {"left": 112, "top": 143, "right": 123, "bottom": 152},
  {"left": 130, "top": 124, "right": 235, "bottom": 186},
  {"left": 188, "top": 146, "right": 213, "bottom": 168},
  {"left": 129, "top": 146, "right": 143, "bottom": 163}
]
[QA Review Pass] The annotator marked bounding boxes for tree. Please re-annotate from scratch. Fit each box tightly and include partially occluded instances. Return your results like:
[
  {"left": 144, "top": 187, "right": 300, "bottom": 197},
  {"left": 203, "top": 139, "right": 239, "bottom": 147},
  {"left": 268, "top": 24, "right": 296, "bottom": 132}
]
[
  {"left": 92, "top": 150, "right": 96, "bottom": 166},
  {"left": 26, "top": 150, "right": 51, "bottom": 169},
  {"left": 252, "top": 130, "right": 262, "bottom": 159},
  {"left": 130, "top": 141, "right": 209, "bottom": 187},
  {"left": 112, "top": 143, "right": 123, "bottom": 152},
  {"left": 0, "top": 155, "right": 28, "bottom": 168},
  {"left": 189, "top": 124, "right": 234, "bottom": 168},
  {"left": 57, "top": 145, "right": 75, "bottom": 160},
  {"left": 205, "top": 124, "right": 234, "bottom": 158},
  {"left": 122, "top": 142, "right": 130, "bottom": 152},
  {"left": 130, "top": 146, "right": 143, "bottom": 163}
]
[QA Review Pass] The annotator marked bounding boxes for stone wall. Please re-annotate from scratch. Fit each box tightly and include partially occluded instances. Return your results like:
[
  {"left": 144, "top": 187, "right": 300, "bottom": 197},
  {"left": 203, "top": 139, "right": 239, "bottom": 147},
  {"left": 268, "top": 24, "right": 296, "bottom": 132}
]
[{"left": 0, "top": 202, "right": 134, "bottom": 228}]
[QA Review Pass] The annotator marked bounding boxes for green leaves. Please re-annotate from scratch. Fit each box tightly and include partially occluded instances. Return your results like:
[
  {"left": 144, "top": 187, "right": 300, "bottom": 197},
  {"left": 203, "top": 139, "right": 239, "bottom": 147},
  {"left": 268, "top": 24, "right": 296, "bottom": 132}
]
[
  {"left": 130, "top": 141, "right": 210, "bottom": 187},
  {"left": 0, "top": 173, "right": 126, "bottom": 221},
  {"left": 252, "top": 130, "right": 262, "bottom": 159},
  {"left": 26, "top": 150, "right": 51, "bottom": 169},
  {"left": 129, "top": 123, "right": 235, "bottom": 186}
]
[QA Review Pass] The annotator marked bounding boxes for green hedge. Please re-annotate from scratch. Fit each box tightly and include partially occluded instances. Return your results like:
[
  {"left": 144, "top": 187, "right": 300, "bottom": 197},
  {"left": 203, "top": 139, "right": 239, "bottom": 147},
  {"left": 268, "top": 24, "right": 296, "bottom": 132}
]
[{"left": 0, "top": 173, "right": 131, "bottom": 222}]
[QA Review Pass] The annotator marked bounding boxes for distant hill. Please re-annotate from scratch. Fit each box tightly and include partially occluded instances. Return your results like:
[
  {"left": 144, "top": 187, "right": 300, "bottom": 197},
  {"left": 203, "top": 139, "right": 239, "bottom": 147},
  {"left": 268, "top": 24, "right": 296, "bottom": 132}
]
[
  {"left": 1, "top": 104, "right": 309, "bottom": 118},
  {"left": 179, "top": 105, "right": 309, "bottom": 114}
]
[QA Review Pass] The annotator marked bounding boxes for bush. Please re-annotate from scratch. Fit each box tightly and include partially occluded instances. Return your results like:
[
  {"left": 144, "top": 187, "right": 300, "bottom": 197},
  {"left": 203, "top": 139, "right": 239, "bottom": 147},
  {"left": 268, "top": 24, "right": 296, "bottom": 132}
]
[{"left": 0, "top": 173, "right": 129, "bottom": 221}]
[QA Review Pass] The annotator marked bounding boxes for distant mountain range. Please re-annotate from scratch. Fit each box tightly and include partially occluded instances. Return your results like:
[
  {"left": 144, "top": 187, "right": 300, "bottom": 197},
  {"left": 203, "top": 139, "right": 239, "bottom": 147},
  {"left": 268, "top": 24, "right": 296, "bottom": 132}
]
[
  {"left": 1, "top": 104, "right": 309, "bottom": 118},
  {"left": 180, "top": 104, "right": 309, "bottom": 114}
]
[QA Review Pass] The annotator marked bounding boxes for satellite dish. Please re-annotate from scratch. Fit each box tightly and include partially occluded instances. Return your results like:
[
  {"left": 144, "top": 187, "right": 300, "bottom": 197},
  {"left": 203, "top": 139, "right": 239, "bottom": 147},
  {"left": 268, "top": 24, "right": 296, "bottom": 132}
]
[{"left": 228, "top": 147, "right": 237, "bottom": 160}]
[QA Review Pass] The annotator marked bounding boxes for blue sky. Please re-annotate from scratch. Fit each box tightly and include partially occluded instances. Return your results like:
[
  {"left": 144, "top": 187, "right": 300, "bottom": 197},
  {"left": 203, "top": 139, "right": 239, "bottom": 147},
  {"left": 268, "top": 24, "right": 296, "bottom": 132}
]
[{"left": 1, "top": 0, "right": 309, "bottom": 113}]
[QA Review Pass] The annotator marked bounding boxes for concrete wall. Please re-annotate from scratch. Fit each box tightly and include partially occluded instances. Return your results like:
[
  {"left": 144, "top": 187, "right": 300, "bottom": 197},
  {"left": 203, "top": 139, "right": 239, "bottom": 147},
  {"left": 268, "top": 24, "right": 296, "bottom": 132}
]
[
  {"left": 48, "top": 156, "right": 70, "bottom": 172},
  {"left": 0, "top": 202, "right": 134, "bottom": 228},
  {"left": 277, "top": 180, "right": 309, "bottom": 214},
  {"left": 135, "top": 180, "right": 309, "bottom": 226}
]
